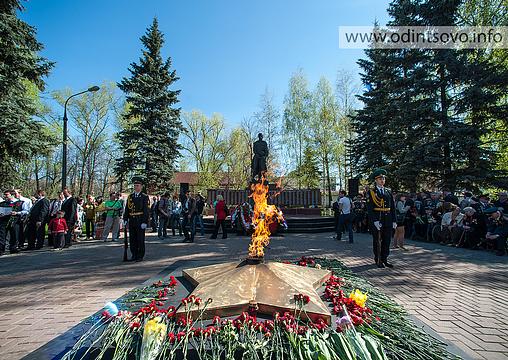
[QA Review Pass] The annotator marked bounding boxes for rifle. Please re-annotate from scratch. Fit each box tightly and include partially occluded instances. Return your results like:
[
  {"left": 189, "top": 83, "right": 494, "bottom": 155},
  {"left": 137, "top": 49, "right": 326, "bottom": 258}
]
[
  {"left": 123, "top": 220, "right": 128, "bottom": 262},
  {"left": 377, "top": 230, "right": 383, "bottom": 266}
]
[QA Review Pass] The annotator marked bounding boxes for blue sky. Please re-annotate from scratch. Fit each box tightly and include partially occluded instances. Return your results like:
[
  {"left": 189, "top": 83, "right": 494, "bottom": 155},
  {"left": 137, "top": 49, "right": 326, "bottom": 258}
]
[{"left": 21, "top": 0, "right": 391, "bottom": 127}]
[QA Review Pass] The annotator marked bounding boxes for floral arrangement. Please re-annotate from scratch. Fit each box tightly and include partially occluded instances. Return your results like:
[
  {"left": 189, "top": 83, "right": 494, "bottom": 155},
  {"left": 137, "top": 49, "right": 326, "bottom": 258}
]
[{"left": 62, "top": 258, "right": 458, "bottom": 360}]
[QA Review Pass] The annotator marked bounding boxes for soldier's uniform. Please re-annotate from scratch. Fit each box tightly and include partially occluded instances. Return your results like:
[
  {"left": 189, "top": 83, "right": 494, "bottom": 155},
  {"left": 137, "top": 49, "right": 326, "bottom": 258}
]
[
  {"left": 123, "top": 177, "right": 149, "bottom": 261},
  {"left": 366, "top": 168, "right": 396, "bottom": 268}
]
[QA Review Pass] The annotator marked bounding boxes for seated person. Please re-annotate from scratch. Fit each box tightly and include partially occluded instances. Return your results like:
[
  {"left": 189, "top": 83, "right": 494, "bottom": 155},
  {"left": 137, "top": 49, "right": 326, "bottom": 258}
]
[
  {"left": 456, "top": 207, "right": 480, "bottom": 248},
  {"left": 440, "top": 205, "right": 463, "bottom": 245},
  {"left": 484, "top": 207, "right": 508, "bottom": 256},
  {"left": 423, "top": 206, "right": 439, "bottom": 242}
]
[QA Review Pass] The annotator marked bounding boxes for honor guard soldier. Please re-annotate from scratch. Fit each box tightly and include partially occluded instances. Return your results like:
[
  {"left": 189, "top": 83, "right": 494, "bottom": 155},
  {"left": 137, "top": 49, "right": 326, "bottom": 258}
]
[
  {"left": 366, "top": 168, "right": 397, "bottom": 268},
  {"left": 123, "top": 177, "right": 149, "bottom": 262}
]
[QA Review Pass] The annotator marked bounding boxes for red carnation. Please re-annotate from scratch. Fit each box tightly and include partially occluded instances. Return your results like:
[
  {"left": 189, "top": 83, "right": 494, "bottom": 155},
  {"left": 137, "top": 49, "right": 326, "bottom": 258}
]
[
  {"left": 168, "top": 332, "right": 176, "bottom": 343},
  {"left": 130, "top": 322, "right": 141, "bottom": 329},
  {"left": 101, "top": 310, "right": 112, "bottom": 320}
]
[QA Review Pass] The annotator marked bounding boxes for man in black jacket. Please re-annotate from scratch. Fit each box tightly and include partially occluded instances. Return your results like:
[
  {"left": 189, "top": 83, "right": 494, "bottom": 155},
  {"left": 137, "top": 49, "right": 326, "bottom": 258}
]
[
  {"left": 181, "top": 190, "right": 197, "bottom": 243},
  {"left": 123, "top": 177, "right": 150, "bottom": 261},
  {"left": 25, "top": 189, "right": 50, "bottom": 250},
  {"left": 61, "top": 187, "right": 77, "bottom": 248},
  {"left": 366, "top": 168, "right": 397, "bottom": 268}
]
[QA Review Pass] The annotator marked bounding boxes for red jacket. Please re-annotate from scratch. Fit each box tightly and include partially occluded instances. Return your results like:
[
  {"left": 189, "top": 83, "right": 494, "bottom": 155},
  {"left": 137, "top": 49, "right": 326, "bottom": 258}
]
[
  {"left": 215, "top": 200, "right": 227, "bottom": 220},
  {"left": 48, "top": 217, "right": 68, "bottom": 233}
]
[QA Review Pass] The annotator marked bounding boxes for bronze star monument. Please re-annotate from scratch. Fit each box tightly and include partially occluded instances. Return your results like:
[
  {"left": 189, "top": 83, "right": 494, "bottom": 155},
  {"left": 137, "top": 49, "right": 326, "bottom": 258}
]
[
  {"left": 176, "top": 138, "right": 332, "bottom": 323},
  {"left": 176, "top": 260, "right": 332, "bottom": 324}
]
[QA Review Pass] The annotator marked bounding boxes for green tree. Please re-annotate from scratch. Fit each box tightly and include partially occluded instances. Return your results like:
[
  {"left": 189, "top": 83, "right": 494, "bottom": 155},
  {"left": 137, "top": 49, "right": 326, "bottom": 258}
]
[
  {"left": 180, "top": 110, "right": 232, "bottom": 190},
  {"left": 335, "top": 70, "right": 360, "bottom": 189},
  {"left": 422, "top": 0, "right": 508, "bottom": 190},
  {"left": 352, "top": 43, "right": 402, "bottom": 186},
  {"left": 52, "top": 82, "right": 120, "bottom": 196},
  {"left": 0, "top": 0, "right": 54, "bottom": 188},
  {"left": 310, "top": 77, "right": 339, "bottom": 206},
  {"left": 116, "top": 18, "right": 183, "bottom": 193},
  {"left": 225, "top": 127, "right": 252, "bottom": 189},
  {"left": 352, "top": 0, "right": 508, "bottom": 192},
  {"left": 253, "top": 87, "right": 281, "bottom": 175},
  {"left": 293, "top": 146, "right": 321, "bottom": 189},
  {"left": 283, "top": 68, "right": 312, "bottom": 186}
]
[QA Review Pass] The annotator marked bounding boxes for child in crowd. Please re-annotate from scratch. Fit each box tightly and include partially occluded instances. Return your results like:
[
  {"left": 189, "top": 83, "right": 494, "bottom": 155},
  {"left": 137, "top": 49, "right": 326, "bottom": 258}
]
[{"left": 48, "top": 210, "right": 68, "bottom": 250}]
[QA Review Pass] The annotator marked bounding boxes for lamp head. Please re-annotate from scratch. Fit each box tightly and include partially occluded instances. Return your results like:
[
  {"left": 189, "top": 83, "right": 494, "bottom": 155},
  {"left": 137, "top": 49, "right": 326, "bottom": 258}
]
[{"left": 88, "top": 86, "right": 100, "bottom": 92}]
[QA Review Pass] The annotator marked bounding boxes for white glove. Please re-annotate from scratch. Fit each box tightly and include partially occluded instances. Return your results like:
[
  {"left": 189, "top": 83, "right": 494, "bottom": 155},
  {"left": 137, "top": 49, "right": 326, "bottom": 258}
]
[
  {"left": 374, "top": 221, "right": 381, "bottom": 230},
  {"left": 393, "top": 222, "right": 397, "bottom": 229},
  {"left": 141, "top": 223, "right": 147, "bottom": 230}
]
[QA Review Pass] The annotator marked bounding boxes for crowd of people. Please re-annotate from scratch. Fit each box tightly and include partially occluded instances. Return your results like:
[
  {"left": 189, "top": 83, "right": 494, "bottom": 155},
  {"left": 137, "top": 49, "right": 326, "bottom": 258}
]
[
  {"left": 0, "top": 183, "right": 247, "bottom": 257},
  {"left": 0, "top": 187, "right": 127, "bottom": 255},
  {"left": 333, "top": 188, "right": 508, "bottom": 256},
  {"left": 2, "top": 182, "right": 506, "bottom": 259},
  {"left": 149, "top": 191, "right": 209, "bottom": 242}
]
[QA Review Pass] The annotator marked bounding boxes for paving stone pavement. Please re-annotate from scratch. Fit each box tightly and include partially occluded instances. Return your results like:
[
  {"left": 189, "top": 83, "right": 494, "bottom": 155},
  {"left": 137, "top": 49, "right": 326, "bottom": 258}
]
[{"left": 0, "top": 231, "right": 506, "bottom": 360}]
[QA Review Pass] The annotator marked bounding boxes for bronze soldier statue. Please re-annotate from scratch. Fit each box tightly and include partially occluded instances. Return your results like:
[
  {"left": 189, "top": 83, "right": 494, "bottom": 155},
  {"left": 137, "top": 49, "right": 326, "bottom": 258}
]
[
  {"left": 251, "top": 133, "right": 268, "bottom": 182},
  {"left": 366, "top": 168, "right": 397, "bottom": 268},
  {"left": 123, "top": 177, "right": 149, "bottom": 262}
]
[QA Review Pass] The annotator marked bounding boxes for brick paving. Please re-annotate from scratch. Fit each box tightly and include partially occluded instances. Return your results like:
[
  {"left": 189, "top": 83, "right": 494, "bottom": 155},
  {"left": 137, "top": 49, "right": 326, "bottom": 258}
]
[{"left": 0, "top": 231, "right": 506, "bottom": 360}]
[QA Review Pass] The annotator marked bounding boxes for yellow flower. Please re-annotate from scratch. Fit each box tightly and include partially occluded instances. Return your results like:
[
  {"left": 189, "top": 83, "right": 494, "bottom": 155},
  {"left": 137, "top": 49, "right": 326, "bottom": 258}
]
[
  {"left": 349, "top": 289, "right": 368, "bottom": 308},
  {"left": 143, "top": 317, "right": 167, "bottom": 339}
]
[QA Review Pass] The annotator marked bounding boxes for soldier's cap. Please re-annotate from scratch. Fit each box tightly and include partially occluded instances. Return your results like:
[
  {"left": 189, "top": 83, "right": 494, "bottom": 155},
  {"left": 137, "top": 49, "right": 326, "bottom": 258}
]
[
  {"left": 462, "top": 206, "right": 476, "bottom": 213},
  {"left": 484, "top": 207, "right": 499, "bottom": 215},
  {"left": 370, "top": 168, "right": 387, "bottom": 180},
  {"left": 131, "top": 176, "right": 144, "bottom": 184},
  {"left": 424, "top": 206, "right": 433, "bottom": 210}
]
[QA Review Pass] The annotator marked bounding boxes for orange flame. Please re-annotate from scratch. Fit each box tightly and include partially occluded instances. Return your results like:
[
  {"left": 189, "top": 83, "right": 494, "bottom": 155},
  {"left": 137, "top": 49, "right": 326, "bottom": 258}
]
[{"left": 248, "top": 176, "right": 284, "bottom": 258}]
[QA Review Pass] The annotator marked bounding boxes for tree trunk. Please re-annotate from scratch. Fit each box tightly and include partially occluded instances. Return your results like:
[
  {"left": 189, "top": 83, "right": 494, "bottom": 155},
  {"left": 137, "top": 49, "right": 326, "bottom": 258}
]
[
  {"left": 439, "top": 64, "right": 453, "bottom": 190},
  {"left": 34, "top": 158, "right": 40, "bottom": 191},
  {"left": 298, "top": 133, "right": 302, "bottom": 189},
  {"left": 324, "top": 153, "right": 332, "bottom": 208},
  {"left": 102, "top": 156, "right": 112, "bottom": 196}
]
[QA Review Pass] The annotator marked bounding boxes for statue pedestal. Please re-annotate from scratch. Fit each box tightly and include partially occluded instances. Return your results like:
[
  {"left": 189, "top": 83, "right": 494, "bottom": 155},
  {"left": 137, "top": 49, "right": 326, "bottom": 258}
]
[{"left": 248, "top": 179, "right": 278, "bottom": 192}]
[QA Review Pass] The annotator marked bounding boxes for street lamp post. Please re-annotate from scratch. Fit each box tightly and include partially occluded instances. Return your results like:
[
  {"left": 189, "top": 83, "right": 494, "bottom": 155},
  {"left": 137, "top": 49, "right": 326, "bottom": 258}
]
[{"left": 62, "top": 86, "right": 100, "bottom": 191}]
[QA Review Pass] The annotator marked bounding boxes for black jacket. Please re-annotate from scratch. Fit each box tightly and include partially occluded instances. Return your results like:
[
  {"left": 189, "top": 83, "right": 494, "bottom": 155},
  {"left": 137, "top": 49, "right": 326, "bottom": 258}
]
[
  {"left": 61, "top": 196, "right": 77, "bottom": 226},
  {"left": 366, "top": 187, "right": 396, "bottom": 226},
  {"left": 123, "top": 193, "right": 149, "bottom": 224},
  {"left": 28, "top": 197, "right": 50, "bottom": 223}
]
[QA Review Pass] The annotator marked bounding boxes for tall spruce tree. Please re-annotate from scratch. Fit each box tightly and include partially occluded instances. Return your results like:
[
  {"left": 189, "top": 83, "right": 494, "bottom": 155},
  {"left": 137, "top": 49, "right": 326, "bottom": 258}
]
[
  {"left": 0, "top": 0, "right": 54, "bottom": 187},
  {"left": 421, "top": 0, "right": 508, "bottom": 191},
  {"left": 352, "top": 32, "right": 402, "bottom": 187},
  {"left": 294, "top": 145, "right": 322, "bottom": 189},
  {"left": 353, "top": 0, "right": 508, "bottom": 191},
  {"left": 115, "top": 18, "right": 183, "bottom": 193}
]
